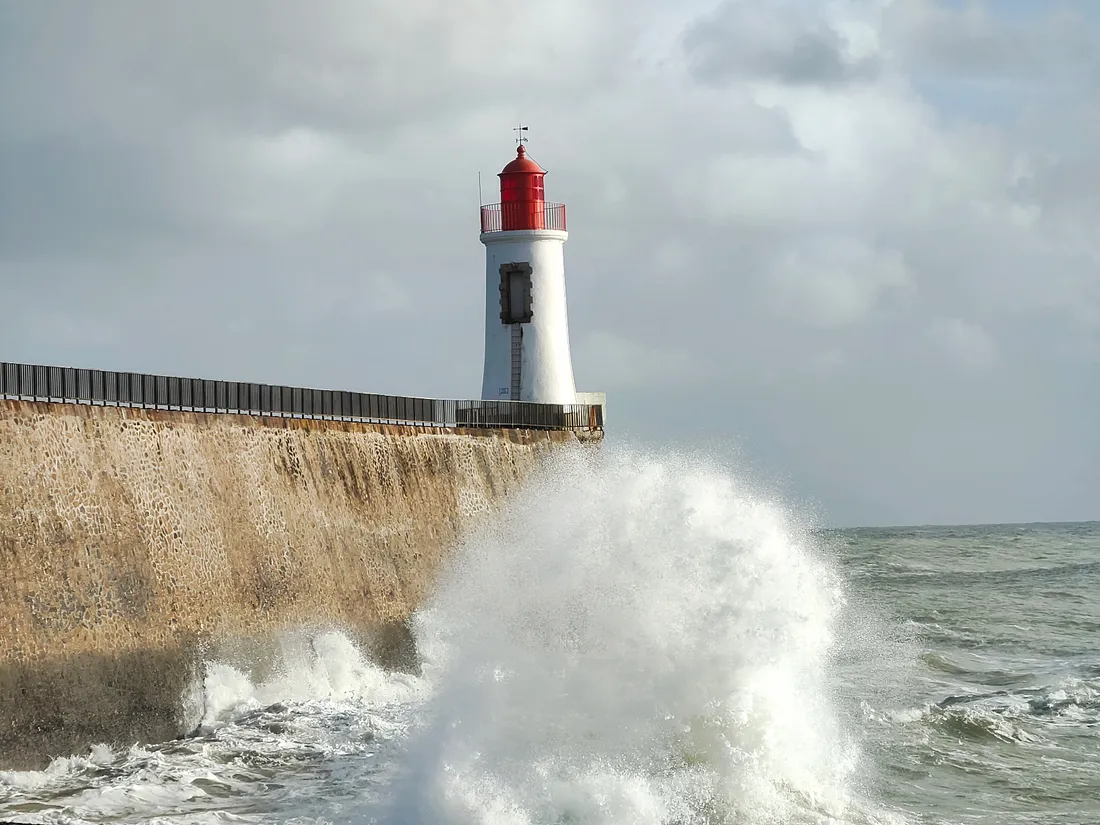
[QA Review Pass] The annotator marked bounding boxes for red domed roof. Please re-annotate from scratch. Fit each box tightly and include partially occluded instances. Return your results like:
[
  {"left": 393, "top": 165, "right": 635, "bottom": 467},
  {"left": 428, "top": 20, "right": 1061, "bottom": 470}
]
[{"left": 500, "top": 145, "right": 545, "bottom": 175}]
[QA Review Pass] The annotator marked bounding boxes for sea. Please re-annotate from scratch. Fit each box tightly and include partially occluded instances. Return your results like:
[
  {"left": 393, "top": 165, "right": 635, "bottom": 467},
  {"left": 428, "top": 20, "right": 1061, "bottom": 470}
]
[{"left": 1, "top": 446, "right": 1097, "bottom": 825}]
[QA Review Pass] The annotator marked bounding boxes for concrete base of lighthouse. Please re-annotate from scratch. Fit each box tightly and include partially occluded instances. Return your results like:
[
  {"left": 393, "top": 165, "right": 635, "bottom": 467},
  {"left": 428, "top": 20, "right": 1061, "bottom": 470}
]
[{"left": 480, "top": 228, "right": 577, "bottom": 405}]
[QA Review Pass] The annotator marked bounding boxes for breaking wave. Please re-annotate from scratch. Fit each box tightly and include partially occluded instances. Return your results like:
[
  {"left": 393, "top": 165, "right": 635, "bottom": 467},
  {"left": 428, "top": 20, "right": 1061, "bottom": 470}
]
[
  {"left": 877, "top": 677, "right": 1100, "bottom": 747},
  {"left": 384, "top": 445, "right": 897, "bottom": 825}
]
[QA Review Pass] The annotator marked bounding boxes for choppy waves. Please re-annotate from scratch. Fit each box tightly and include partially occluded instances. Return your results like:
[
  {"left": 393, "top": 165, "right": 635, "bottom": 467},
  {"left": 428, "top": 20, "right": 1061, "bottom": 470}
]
[
  {"left": 843, "top": 520, "right": 1100, "bottom": 825},
  {"left": 0, "top": 631, "right": 423, "bottom": 825}
]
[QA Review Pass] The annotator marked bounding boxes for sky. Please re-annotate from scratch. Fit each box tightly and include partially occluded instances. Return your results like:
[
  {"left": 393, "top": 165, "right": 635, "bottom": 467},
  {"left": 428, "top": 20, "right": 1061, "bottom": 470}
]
[{"left": 0, "top": 0, "right": 1097, "bottom": 528}]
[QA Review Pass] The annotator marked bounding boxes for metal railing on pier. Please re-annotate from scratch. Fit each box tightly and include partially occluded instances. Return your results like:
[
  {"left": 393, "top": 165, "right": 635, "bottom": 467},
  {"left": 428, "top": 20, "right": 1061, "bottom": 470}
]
[{"left": 0, "top": 361, "right": 603, "bottom": 432}]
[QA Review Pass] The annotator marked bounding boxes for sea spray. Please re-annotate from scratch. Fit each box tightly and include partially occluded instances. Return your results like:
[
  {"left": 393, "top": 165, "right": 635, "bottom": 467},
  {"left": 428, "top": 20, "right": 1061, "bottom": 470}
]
[
  {"left": 187, "top": 630, "right": 426, "bottom": 733},
  {"left": 385, "top": 444, "right": 873, "bottom": 825}
]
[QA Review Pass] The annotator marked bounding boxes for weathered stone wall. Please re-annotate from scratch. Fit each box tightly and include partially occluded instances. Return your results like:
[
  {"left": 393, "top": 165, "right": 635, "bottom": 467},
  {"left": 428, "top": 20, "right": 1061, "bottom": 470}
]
[{"left": 0, "top": 400, "right": 587, "bottom": 768}]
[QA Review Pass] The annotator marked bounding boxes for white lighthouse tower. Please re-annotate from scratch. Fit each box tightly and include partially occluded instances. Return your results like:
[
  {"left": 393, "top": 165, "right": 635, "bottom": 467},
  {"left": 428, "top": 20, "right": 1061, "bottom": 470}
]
[{"left": 479, "top": 141, "right": 577, "bottom": 404}]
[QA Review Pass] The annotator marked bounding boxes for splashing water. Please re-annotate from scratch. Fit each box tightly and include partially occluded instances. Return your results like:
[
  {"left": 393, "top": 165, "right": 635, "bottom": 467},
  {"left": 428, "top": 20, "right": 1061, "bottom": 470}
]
[
  {"left": 386, "top": 445, "right": 885, "bottom": 825},
  {"left": 1, "top": 444, "right": 901, "bottom": 825}
]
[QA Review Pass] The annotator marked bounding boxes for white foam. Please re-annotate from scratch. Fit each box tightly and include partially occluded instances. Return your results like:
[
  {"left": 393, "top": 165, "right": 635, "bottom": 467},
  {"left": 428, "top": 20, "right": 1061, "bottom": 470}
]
[
  {"left": 194, "top": 630, "right": 427, "bottom": 731},
  {"left": 0, "top": 629, "right": 425, "bottom": 823},
  {"left": 386, "top": 445, "right": 886, "bottom": 824}
]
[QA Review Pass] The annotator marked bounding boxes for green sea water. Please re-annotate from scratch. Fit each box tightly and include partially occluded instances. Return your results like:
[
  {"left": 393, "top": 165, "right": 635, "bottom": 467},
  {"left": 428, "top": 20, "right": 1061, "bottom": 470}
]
[{"left": 831, "top": 521, "right": 1100, "bottom": 824}]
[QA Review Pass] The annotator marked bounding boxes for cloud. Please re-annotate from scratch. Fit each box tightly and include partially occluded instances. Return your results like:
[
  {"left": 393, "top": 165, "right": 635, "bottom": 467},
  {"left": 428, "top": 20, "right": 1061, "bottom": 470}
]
[
  {"left": 0, "top": 0, "right": 1097, "bottom": 526},
  {"left": 683, "top": 0, "right": 881, "bottom": 87},
  {"left": 884, "top": 0, "right": 1095, "bottom": 79},
  {"left": 766, "top": 237, "right": 913, "bottom": 328},
  {"left": 576, "top": 332, "right": 703, "bottom": 389},
  {"left": 927, "top": 317, "right": 999, "bottom": 370}
]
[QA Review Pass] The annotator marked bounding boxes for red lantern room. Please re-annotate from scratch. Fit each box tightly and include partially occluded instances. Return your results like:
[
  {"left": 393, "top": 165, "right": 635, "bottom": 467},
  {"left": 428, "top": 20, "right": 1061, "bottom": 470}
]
[
  {"left": 500, "top": 145, "right": 546, "bottom": 230},
  {"left": 480, "top": 144, "right": 567, "bottom": 233},
  {"left": 500, "top": 145, "right": 546, "bottom": 202}
]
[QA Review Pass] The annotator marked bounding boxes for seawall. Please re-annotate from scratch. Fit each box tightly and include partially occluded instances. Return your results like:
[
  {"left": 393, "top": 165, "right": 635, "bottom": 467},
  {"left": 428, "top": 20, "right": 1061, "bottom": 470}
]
[{"left": 0, "top": 400, "right": 590, "bottom": 768}]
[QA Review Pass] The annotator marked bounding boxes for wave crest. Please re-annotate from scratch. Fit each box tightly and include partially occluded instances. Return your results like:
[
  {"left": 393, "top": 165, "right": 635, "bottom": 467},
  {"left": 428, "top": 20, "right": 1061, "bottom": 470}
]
[{"left": 386, "top": 446, "right": 883, "bottom": 824}]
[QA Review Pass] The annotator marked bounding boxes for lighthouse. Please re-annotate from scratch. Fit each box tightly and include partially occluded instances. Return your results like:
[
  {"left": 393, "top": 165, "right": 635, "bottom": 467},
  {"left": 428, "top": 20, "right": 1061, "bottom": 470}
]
[{"left": 479, "top": 142, "right": 577, "bottom": 404}]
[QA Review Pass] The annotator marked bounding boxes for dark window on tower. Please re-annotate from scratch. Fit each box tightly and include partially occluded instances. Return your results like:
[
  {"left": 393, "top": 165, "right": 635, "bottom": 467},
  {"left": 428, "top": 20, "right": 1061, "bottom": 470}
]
[{"left": 499, "top": 262, "right": 533, "bottom": 324}]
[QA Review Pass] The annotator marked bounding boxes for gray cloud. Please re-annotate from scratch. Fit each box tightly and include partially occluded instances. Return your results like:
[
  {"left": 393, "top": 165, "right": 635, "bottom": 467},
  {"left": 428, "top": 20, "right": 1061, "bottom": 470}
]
[
  {"left": 884, "top": 0, "right": 1096, "bottom": 79},
  {"left": 683, "top": 1, "right": 880, "bottom": 87},
  {"left": 0, "top": 0, "right": 1097, "bottom": 527}
]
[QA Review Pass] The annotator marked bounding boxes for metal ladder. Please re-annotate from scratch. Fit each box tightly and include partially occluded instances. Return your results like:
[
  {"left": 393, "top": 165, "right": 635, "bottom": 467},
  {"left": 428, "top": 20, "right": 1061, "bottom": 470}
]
[{"left": 510, "top": 325, "right": 523, "bottom": 400}]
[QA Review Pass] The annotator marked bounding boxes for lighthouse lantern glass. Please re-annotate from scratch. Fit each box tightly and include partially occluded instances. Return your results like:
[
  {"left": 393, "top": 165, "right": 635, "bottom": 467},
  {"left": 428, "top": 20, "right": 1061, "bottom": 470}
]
[{"left": 500, "top": 173, "right": 545, "bottom": 203}]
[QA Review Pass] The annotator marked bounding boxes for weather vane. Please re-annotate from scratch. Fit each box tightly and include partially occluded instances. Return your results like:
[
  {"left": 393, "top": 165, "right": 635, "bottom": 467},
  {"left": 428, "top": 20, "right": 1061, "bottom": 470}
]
[{"left": 514, "top": 124, "right": 529, "bottom": 146}]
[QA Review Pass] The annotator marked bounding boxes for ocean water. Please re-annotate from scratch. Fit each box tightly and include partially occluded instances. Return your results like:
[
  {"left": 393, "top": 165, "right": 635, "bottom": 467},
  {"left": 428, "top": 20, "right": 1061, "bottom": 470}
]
[{"left": 1, "top": 446, "right": 1097, "bottom": 825}]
